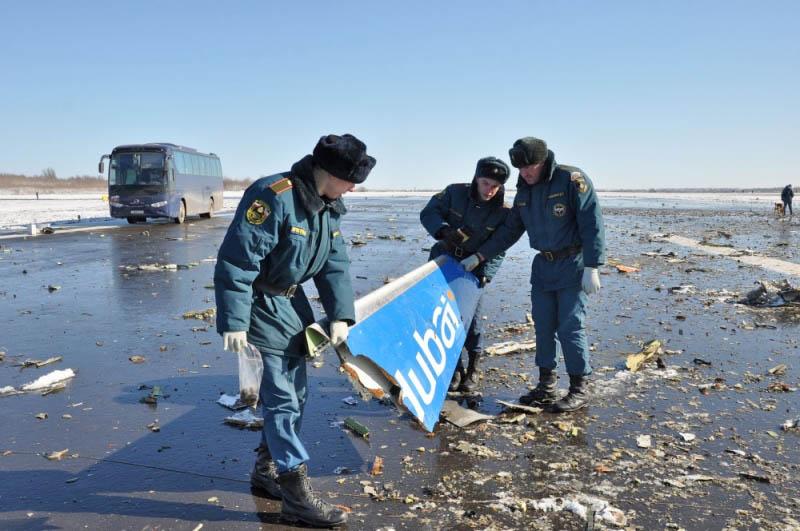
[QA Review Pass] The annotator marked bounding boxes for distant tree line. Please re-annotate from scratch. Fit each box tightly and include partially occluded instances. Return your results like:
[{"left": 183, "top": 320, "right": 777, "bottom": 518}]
[{"left": 0, "top": 170, "right": 254, "bottom": 191}]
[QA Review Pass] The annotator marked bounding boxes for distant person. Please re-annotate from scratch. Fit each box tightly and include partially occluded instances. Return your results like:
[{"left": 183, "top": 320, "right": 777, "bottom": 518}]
[
  {"left": 35, "top": 192, "right": 39, "bottom": 200},
  {"left": 461, "top": 137, "right": 605, "bottom": 413},
  {"left": 420, "top": 157, "right": 511, "bottom": 392},
  {"left": 214, "top": 134, "right": 376, "bottom": 527},
  {"left": 782, "top": 184, "right": 794, "bottom": 216}
]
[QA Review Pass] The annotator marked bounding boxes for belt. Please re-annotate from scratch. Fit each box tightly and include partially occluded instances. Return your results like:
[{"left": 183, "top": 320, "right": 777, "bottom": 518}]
[
  {"left": 539, "top": 244, "right": 582, "bottom": 262},
  {"left": 254, "top": 278, "right": 298, "bottom": 298}
]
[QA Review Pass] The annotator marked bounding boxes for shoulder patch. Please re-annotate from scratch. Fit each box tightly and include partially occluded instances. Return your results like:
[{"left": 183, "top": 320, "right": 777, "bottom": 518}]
[
  {"left": 570, "top": 172, "right": 589, "bottom": 193},
  {"left": 269, "top": 177, "right": 293, "bottom": 195},
  {"left": 435, "top": 189, "right": 446, "bottom": 199},
  {"left": 246, "top": 199, "right": 270, "bottom": 225}
]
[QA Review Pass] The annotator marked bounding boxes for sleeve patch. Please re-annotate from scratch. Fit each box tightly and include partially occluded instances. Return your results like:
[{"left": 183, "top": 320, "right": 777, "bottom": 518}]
[
  {"left": 246, "top": 199, "right": 270, "bottom": 225},
  {"left": 570, "top": 172, "right": 589, "bottom": 193},
  {"left": 270, "top": 177, "right": 293, "bottom": 195},
  {"left": 290, "top": 226, "right": 307, "bottom": 236}
]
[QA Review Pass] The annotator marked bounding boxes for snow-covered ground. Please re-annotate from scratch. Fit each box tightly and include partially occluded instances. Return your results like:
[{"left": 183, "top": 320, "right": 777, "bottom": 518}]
[{"left": 0, "top": 190, "right": 782, "bottom": 232}]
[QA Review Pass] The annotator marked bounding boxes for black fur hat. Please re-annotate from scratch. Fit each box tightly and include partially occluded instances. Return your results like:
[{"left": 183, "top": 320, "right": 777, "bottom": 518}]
[
  {"left": 474, "top": 157, "right": 510, "bottom": 184},
  {"left": 312, "top": 133, "right": 376, "bottom": 184},
  {"left": 509, "top": 137, "right": 548, "bottom": 168}
]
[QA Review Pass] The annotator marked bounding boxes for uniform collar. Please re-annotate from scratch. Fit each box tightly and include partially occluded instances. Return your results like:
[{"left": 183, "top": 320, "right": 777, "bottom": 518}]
[{"left": 290, "top": 155, "right": 347, "bottom": 216}]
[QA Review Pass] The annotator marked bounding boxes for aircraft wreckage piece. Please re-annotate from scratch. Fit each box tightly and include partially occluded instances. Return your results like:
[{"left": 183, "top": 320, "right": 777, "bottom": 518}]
[{"left": 305, "top": 256, "right": 480, "bottom": 431}]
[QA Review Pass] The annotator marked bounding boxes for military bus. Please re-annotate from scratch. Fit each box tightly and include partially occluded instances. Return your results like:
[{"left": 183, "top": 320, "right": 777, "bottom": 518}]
[{"left": 98, "top": 143, "right": 223, "bottom": 224}]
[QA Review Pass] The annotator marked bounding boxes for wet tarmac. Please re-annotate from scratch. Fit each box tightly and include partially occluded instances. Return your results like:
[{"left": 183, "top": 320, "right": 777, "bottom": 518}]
[{"left": 1, "top": 198, "right": 798, "bottom": 530}]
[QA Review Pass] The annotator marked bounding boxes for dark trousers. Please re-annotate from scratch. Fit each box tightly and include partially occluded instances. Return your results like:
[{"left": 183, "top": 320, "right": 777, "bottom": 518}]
[
  {"left": 464, "top": 293, "right": 483, "bottom": 355},
  {"left": 784, "top": 200, "right": 793, "bottom": 216}
]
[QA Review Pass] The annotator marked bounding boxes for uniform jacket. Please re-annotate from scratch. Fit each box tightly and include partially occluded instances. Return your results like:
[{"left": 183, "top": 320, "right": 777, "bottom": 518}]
[
  {"left": 420, "top": 181, "right": 509, "bottom": 281},
  {"left": 477, "top": 151, "right": 606, "bottom": 291},
  {"left": 214, "top": 155, "right": 355, "bottom": 356}
]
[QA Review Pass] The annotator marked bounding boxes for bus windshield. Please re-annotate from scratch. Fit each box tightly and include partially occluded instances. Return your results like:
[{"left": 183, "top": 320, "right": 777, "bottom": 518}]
[{"left": 110, "top": 152, "right": 166, "bottom": 186}]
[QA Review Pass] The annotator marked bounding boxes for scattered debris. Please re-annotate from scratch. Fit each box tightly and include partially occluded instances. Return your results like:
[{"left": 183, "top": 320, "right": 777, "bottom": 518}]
[
  {"left": 625, "top": 340, "right": 662, "bottom": 372},
  {"left": 370, "top": 456, "right": 384, "bottom": 476},
  {"left": 440, "top": 400, "right": 495, "bottom": 428},
  {"left": 21, "top": 368, "right": 76, "bottom": 392},
  {"left": 119, "top": 263, "right": 179, "bottom": 272},
  {"left": 738, "top": 279, "right": 800, "bottom": 307},
  {"left": 224, "top": 409, "right": 263, "bottom": 429},
  {"left": 451, "top": 440, "right": 503, "bottom": 459},
  {"left": 45, "top": 449, "right": 69, "bottom": 461},
  {"left": 614, "top": 264, "right": 640, "bottom": 273},
  {"left": 47, "top": 285, "right": 61, "bottom": 292},
  {"left": 529, "top": 494, "right": 627, "bottom": 527},
  {"left": 216, "top": 393, "right": 249, "bottom": 411},
  {"left": 497, "top": 400, "right": 543, "bottom": 415},
  {"left": 182, "top": 308, "right": 216, "bottom": 320},
  {"left": 128, "top": 355, "right": 146, "bottom": 364},
  {"left": 485, "top": 340, "right": 536, "bottom": 356},
  {"left": 636, "top": 434, "right": 652, "bottom": 448},
  {"left": 140, "top": 385, "right": 162, "bottom": 405},
  {"left": 0, "top": 386, "right": 20, "bottom": 396},
  {"left": 21, "top": 356, "right": 62, "bottom": 369},
  {"left": 342, "top": 396, "right": 359, "bottom": 406},
  {"left": 768, "top": 364, "right": 788, "bottom": 376},
  {"left": 344, "top": 417, "right": 370, "bottom": 439}
]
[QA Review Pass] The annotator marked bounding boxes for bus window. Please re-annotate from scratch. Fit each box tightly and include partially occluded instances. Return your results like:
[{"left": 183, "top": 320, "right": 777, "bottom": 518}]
[
  {"left": 109, "top": 152, "right": 165, "bottom": 186},
  {"left": 215, "top": 158, "right": 222, "bottom": 177},
  {"left": 174, "top": 152, "right": 184, "bottom": 174},
  {"left": 202, "top": 156, "right": 211, "bottom": 176}
]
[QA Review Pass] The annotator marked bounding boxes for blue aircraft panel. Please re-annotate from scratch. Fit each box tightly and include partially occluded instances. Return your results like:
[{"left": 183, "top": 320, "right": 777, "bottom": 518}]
[{"left": 343, "top": 257, "right": 480, "bottom": 431}]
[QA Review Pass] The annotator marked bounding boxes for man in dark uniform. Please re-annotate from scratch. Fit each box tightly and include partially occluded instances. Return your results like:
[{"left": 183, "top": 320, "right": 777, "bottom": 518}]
[
  {"left": 782, "top": 184, "right": 794, "bottom": 217},
  {"left": 420, "top": 157, "right": 510, "bottom": 392},
  {"left": 214, "top": 134, "right": 375, "bottom": 527},
  {"left": 461, "top": 137, "right": 605, "bottom": 413}
]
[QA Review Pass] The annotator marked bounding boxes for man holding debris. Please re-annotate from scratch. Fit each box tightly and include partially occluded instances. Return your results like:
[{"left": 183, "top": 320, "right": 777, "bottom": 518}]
[
  {"left": 461, "top": 137, "right": 605, "bottom": 412},
  {"left": 214, "top": 134, "right": 375, "bottom": 527},
  {"left": 420, "top": 157, "right": 511, "bottom": 392},
  {"left": 781, "top": 184, "right": 793, "bottom": 216}
]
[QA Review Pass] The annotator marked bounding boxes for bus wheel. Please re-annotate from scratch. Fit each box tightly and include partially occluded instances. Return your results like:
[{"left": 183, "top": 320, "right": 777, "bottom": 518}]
[
  {"left": 126, "top": 217, "right": 145, "bottom": 224},
  {"left": 174, "top": 201, "right": 186, "bottom": 224},
  {"left": 200, "top": 199, "right": 214, "bottom": 219}
]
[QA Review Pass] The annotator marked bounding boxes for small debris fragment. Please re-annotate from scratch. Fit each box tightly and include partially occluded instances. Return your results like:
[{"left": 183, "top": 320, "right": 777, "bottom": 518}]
[
  {"left": 21, "top": 368, "right": 76, "bottom": 392},
  {"left": 46, "top": 449, "right": 69, "bottom": 461},
  {"left": 370, "top": 455, "right": 384, "bottom": 476},
  {"left": 625, "top": 340, "right": 661, "bottom": 372},
  {"left": 344, "top": 417, "right": 370, "bottom": 439}
]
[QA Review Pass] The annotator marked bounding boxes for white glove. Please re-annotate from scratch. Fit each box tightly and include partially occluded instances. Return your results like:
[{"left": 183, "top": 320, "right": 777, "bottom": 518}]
[
  {"left": 330, "top": 320, "right": 349, "bottom": 345},
  {"left": 223, "top": 331, "right": 248, "bottom": 354},
  {"left": 460, "top": 254, "right": 481, "bottom": 272},
  {"left": 582, "top": 267, "right": 601, "bottom": 295}
]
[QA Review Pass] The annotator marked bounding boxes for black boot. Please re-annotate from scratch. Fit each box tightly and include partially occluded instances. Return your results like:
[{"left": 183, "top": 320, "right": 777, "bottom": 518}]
[
  {"left": 519, "top": 367, "right": 558, "bottom": 405},
  {"left": 458, "top": 351, "right": 481, "bottom": 393},
  {"left": 448, "top": 357, "right": 465, "bottom": 392},
  {"left": 277, "top": 463, "right": 347, "bottom": 527},
  {"left": 550, "top": 374, "right": 589, "bottom": 413},
  {"left": 250, "top": 444, "right": 282, "bottom": 499}
]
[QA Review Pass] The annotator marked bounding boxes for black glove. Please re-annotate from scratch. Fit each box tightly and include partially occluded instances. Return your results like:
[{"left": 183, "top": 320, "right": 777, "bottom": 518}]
[
  {"left": 435, "top": 225, "right": 456, "bottom": 241},
  {"left": 435, "top": 226, "right": 458, "bottom": 253}
]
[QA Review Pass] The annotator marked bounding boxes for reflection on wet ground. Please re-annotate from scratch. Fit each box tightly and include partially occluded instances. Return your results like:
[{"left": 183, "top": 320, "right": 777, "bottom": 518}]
[{"left": 0, "top": 197, "right": 798, "bottom": 530}]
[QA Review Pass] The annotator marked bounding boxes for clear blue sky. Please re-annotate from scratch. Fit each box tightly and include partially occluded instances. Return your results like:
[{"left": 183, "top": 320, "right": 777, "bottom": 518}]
[{"left": 1, "top": 1, "right": 798, "bottom": 189}]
